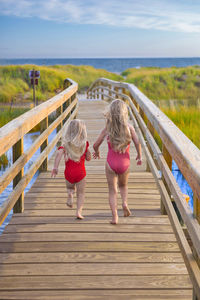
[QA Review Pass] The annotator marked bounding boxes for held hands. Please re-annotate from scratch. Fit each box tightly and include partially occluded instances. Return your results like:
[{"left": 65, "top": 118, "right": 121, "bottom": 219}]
[
  {"left": 51, "top": 168, "right": 58, "bottom": 178},
  {"left": 136, "top": 155, "right": 142, "bottom": 166},
  {"left": 92, "top": 151, "right": 100, "bottom": 159}
]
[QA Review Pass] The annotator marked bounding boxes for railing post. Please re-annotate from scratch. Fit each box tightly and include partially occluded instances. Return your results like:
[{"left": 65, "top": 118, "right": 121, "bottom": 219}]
[
  {"left": 56, "top": 105, "right": 63, "bottom": 133},
  {"left": 114, "top": 87, "right": 119, "bottom": 98},
  {"left": 13, "top": 139, "right": 24, "bottom": 213},
  {"left": 193, "top": 289, "right": 198, "bottom": 300},
  {"left": 108, "top": 85, "right": 112, "bottom": 100},
  {"left": 161, "top": 145, "right": 173, "bottom": 215},
  {"left": 39, "top": 117, "right": 48, "bottom": 172},
  {"left": 146, "top": 120, "right": 155, "bottom": 173},
  {"left": 101, "top": 83, "right": 104, "bottom": 100},
  {"left": 193, "top": 194, "right": 200, "bottom": 224},
  {"left": 97, "top": 85, "right": 99, "bottom": 99}
]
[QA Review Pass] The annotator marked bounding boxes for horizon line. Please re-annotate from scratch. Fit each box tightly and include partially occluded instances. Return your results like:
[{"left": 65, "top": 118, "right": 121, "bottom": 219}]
[{"left": 1, "top": 56, "right": 200, "bottom": 60}]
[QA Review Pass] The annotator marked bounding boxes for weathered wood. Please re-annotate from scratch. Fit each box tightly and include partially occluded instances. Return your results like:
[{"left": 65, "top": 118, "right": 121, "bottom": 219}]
[
  {"left": 39, "top": 117, "right": 48, "bottom": 172},
  {"left": 0, "top": 262, "right": 188, "bottom": 276},
  {"left": 88, "top": 78, "right": 200, "bottom": 202},
  {"left": 0, "top": 275, "right": 192, "bottom": 290},
  {"left": 0, "top": 98, "right": 77, "bottom": 194},
  {"left": 12, "top": 139, "right": 24, "bottom": 213},
  {"left": 0, "top": 252, "right": 183, "bottom": 264},
  {"left": 0, "top": 98, "right": 197, "bottom": 298},
  {"left": 0, "top": 79, "right": 78, "bottom": 156},
  {"left": 193, "top": 194, "right": 200, "bottom": 224},
  {"left": 3, "top": 223, "right": 173, "bottom": 233},
  {"left": 56, "top": 105, "right": 63, "bottom": 132},
  {"left": 127, "top": 93, "right": 200, "bottom": 259},
  {"left": 0, "top": 108, "right": 78, "bottom": 226},
  {"left": 0, "top": 290, "right": 193, "bottom": 300},
  {"left": 0, "top": 241, "right": 181, "bottom": 253}
]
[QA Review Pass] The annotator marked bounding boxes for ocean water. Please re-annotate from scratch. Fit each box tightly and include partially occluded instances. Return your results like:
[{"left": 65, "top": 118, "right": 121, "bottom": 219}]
[{"left": 1, "top": 57, "right": 200, "bottom": 73}]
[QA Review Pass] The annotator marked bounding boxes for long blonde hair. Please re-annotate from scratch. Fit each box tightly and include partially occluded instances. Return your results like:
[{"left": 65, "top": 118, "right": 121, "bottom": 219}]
[
  {"left": 105, "top": 99, "right": 131, "bottom": 153},
  {"left": 62, "top": 119, "right": 87, "bottom": 162}
]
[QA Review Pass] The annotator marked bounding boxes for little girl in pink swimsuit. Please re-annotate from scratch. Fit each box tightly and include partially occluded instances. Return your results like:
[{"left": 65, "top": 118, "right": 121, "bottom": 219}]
[{"left": 93, "top": 99, "right": 142, "bottom": 224}]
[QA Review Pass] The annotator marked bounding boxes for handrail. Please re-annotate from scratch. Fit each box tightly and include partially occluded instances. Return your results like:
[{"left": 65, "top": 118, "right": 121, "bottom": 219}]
[
  {"left": 87, "top": 78, "right": 200, "bottom": 209},
  {"left": 87, "top": 77, "right": 200, "bottom": 298},
  {"left": 0, "top": 78, "right": 78, "bottom": 225},
  {"left": 0, "top": 79, "right": 77, "bottom": 157}
]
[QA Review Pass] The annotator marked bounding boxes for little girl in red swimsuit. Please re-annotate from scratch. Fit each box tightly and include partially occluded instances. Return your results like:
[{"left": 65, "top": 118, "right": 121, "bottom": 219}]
[
  {"left": 93, "top": 99, "right": 142, "bottom": 224},
  {"left": 51, "top": 119, "right": 91, "bottom": 219}
]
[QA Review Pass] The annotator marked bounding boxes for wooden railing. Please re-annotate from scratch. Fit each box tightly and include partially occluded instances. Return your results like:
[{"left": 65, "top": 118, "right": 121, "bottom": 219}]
[
  {"left": 0, "top": 78, "right": 78, "bottom": 226},
  {"left": 87, "top": 78, "right": 200, "bottom": 299}
]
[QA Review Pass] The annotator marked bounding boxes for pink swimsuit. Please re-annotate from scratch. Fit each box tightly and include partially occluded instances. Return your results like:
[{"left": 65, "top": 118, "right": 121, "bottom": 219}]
[{"left": 107, "top": 138, "right": 130, "bottom": 174}]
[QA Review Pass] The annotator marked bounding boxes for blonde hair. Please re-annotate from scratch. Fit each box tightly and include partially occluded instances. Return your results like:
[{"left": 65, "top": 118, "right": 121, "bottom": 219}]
[
  {"left": 62, "top": 119, "right": 87, "bottom": 162},
  {"left": 105, "top": 99, "right": 131, "bottom": 153}
]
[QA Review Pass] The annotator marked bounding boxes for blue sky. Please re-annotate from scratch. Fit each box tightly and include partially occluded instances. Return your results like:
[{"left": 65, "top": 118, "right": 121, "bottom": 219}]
[{"left": 0, "top": 0, "right": 200, "bottom": 58}]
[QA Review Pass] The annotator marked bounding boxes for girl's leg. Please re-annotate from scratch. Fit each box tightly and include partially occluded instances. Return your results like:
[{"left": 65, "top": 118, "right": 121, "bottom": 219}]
[
  {"left": 65, "top": 180, "right": 75, "bottom": 208},
  {"left": 76, "top": 178, "right": 86, "bottom": 219},
  {"left": 118, "top": 168, "right": 131, "bottom": 217},
  {"left": 105, "top": 163, "right": 118, "bottom": 224}
]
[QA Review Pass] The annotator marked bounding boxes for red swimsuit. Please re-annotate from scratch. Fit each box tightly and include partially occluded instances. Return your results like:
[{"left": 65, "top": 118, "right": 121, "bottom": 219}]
[{"left": 58, "top": 141, "right": 89, "bottom": 184}]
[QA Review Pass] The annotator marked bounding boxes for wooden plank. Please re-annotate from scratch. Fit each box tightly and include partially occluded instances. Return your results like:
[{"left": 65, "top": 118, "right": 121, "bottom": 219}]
[
  {"left": 3, "top": 223, "right": 173, "bottom": 233},
  {"left": 0, "top": 252, "right": 184, "bottom": 264},
  {"left": 11, "top": 209, "right": 161, "bottom": 217},
  {"left": 0, "top": 275, "right": 192, "bottom": 290},
  {"left": 0, "top": 241, "right": 180, "bottom": 253},
  {"left": 8, "top": 216, "right": 170, "bottom": 225},
  {"left": 23, "top": 198, "right": 160, "bottom": 205},
  {"left": 28, "top": 187, "right": 159, "bottom": 194},
  {"left": 0, "top": 289, "right": 193, "bottom": 300},
  {"left": 0, "top": 232, "right": 176, "bottom": 242},
  {"left": 25, "top": 193, "right": 161, "bottom": 199},
  {"left": 23, "top": 203, "right": 160, "bottom": 210},
  {"left": 0, "top": 263, "right": 188, "bottom": 276},
  {"left": 38, "top": 172, "right": 155, "bottom": 179}
]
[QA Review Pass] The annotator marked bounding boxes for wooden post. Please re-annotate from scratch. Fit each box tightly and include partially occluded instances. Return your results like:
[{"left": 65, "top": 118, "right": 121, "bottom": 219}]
[
  {"left": 161, "top": 144, "right": 173, "bottom": 215},
  {"left": 56, "top": 105, "right": 63, "bottom": 133},
  {"left": 193, "top": 289, "right": 198, "bottom": 300},
  {"left": 122, "top": 88, "right": 127, "bottom": 105},
  {"left": 39, "top": 117, "right": 48, "bottom": 172},
  {"left": 13, "top": 139, "right": 24, "bottom": 213},
  {"left": 193, "top": 194, "right": 200, "bottom": 224},
  {"left": 146, "top": 120, "right": 155, "bottom": 172},
  {"left": 108, "top": 85, "right": 112, "bottom": 100},
  {"left": 114, "top": 87, "right": 119, "bottom": 99},
  {"left": 101, "top": 83, "right": 104, "bottom": 100}
]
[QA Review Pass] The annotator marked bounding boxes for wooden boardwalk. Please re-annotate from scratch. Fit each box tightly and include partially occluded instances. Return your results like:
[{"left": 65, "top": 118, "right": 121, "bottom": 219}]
[{"left": 0, "top": 100, "right": 193, "bottom": 299}]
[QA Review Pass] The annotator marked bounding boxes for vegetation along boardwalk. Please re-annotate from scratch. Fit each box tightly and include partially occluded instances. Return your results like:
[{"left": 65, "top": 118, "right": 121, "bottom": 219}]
[{"left": 0, "top": 78, "right": 200, "bottom": 299}]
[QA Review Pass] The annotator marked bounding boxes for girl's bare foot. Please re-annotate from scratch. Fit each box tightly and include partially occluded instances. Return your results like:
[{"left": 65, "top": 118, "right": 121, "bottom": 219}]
[
  {"left": 76, "top": 213, "right": 84, "bottom": 220},
  {"left": 67, "top": 192, "right": 73, "bottom": 208},
  {"left": 110, "top": 215, "right": 118, "bottom": 225},
  {"left": 122, "top": 205, "right": 131, "bottom": 217}
]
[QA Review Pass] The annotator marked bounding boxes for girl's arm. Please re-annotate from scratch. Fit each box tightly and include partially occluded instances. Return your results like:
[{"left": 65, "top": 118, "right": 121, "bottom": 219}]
[
  {"left": 93, "top": 127, "right": 107, "bottom": 159},
  {"left": 85, "top": 148, "right": 92, "bottom": 161},
  {"left": 129, "top": 125, "right": 142, "bottom": 165},
  {"left": 51, "top": 148, "right": 64, "bottom": 177}
]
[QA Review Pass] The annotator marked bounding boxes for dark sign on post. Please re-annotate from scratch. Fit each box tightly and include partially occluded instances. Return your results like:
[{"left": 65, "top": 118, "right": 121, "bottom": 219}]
[
  {"left": 29, "top": 69, "right": 40, "bottom": 106},
  {"left": 29, "top": 70, "right": 40, "bottom": 79}
]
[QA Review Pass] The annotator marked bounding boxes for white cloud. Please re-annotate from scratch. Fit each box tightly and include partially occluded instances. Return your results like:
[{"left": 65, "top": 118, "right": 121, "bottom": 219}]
[{"left": 0, "top": 0, "right": 200, "bottom": 33}]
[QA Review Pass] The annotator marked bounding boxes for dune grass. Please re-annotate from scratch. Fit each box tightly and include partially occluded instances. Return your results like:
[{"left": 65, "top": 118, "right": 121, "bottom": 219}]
[
  {"left": 123, "top": 66, "right": 200, "bottom": 102},
  {"left": 161, "top": 105, "right": 200, "bottom": 149},
  {"left": 0, "top": 65, "right": 123, "bottom": 103},
  {"left": 0, "top": 64, "right": 199, "bottom": 149},
  {"left": 0, "top": 107, "right": 29, "bottom": 127}
]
